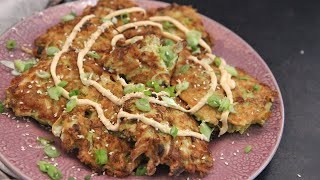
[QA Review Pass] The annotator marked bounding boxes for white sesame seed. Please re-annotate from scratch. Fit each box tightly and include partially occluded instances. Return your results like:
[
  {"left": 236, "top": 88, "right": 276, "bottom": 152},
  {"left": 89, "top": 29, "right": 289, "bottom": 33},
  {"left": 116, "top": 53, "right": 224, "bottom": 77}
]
[
  {"left": 233, "top": 152, "right": 237, "bottom": 156},
  {"left": 246, "top": 133, "right": 250, "bottom": 136},
  {"left": 221, "top": 153, "right": 224, "bottom": 156},
  {"left": 297, "top": 174, "right": 301, "bottom": 178},
  {"left": 300, "top": 50, "right": 304, "bottom": 55},
  {"left": 201, "top": 156, "right": 206, "bottom": 160},
  {"left": 77, "top": 168, "right": 81, "bottom": 171},
  {"left": 236, "top": 149, "right": 240, "bottom": 153},
  {"left": 231, "top": 141, "right": 234, "bottom": 144},
  {"left": 224, "top": 162, "right": 229, "bottom": 165},
  {"left": 219, "top": 157, "right": 224, "bottom": 160}
]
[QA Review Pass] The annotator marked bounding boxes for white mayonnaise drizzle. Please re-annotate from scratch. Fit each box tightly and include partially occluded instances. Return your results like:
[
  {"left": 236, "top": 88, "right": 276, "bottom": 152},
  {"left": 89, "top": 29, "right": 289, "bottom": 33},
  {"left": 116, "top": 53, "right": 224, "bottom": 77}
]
[
  {"left": 113, "top": 21, "right": 163, "bottom": 34},
  {"left": 206, "top": 53, "right": 236, "bottom": 136},
  {"left": 149, "top": 16, "right": 212, "bottom": 53},
  {"left": 117, "top": 109, "right": 209, "bottom": 141},
  {"left": 49, "top": 7, "right": 236, "bottom": 140},
  {"left": 50, "top": 14, "right": 95, "bottom": 98},
  {"left": 111, "top": 34, "right": 125, "bottom": 47},
  {"left": 77, "top": 99, "right": 120, "bottom": 131},
  {"left": 111, "top": 34, "right": 144, "bottom": 47}
]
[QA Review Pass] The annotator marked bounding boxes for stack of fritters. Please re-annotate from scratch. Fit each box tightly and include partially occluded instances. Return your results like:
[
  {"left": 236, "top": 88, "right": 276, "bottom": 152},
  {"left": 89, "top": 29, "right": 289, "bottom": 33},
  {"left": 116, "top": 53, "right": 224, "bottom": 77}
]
[{"left": 5, "top": 0, "right": 275, "bottom": 177}]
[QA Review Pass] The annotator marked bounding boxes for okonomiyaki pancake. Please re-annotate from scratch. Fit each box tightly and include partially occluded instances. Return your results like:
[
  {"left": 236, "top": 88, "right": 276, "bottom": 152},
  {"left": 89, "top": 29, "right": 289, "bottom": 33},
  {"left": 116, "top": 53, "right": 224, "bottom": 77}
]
[{"left": 3, "top": 0, "right": 277, "bottom": 178}]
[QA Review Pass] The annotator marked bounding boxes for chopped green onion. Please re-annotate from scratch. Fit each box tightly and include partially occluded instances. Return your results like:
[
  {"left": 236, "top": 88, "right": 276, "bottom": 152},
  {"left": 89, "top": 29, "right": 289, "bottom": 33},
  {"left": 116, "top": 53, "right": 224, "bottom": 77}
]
[
  {"left": 61, "top": 12, "right": 76, "bottom": 22},
  {"left": 47, "top": 162, "right": 63, "bottom": 180},
  {"left": 244, "top": 145, "right": 252, "bottom": 154},
  {"left": 124, "top": 84, "right": 135, "bottom": 94},
  {"left": 170, "top": 126, "right": 178, "bottom": 138},
  {"left": 191, "top": 46, "right": 201, "bottom": 54},
  {"left": 68, "top": 178, "right": 76, "bottom": 180},
  {"left": 36, "top": 70, "right": 51, "bottom": 79},
  {"left": 253, "top": 84, "right": 260, "bottom": 91},
  {"left": 225, "top": 65, "right": 238, "bottom": 77},
  {"left": 38, "top": 161, "right": 50, "bottom": 172},
  {"left": 135, "top": 83, "right": 145, "bottom": 92},
  {"left": 66, "top": 98, "right": 77, "bottom": 112},
  {"left": 158, "top": 46, "right": 178, "bottom": 68},
  {"left": 178, "top": 64, "right": 190, "bottom": 74},
  {"left": 228, "top": 104, "right": 236, "bottom": 113},
  {"left": 44, "top": 145, "right": 61, "bottom": 158},
  {"left": 164, "top": 39, "right": 174, "bottom": 46},
  {"left": 37, "top": 137, "right": 54, "bottom": 146},
  {"left": 69, "top": 89, "right": 79, "bottom": 97},
  {"left": 38, "top": 161, "right": 62, "bottom": 180},
  {"left": 200, "top": 122, "right": 213, "bottom": 140},
  {"left": 176, "top": 81, "right": 189, "bottom": 92},
  {"left": 243, "top": 90, "right": 254, "bottom": 100},
  {"left": 47, "top": 46, "right": 60, "bottom": 56},
  {"left": 164, "top": 86, "right": 175, "bottom": 97},
  {"left": 214, "top": 57, "right": 221, "bottom": 67},
  {"left": 154, "top": 82, "right": 161, "bottom": 92},
  {"left": 0, "top": 102, "right": 4, "bottom": 113},
  {"left": 144, "top": 90, "right": 152, "bottom": 96},
  {"left": 48, "top": 87, "right": 63, "bottom": 101},
  {"left": 87, "top": 51, "right": 101, "bottom": 59},
  {"left": 237, "top": 76, "right": 250, "bottom": 80},
  {"left": 218, "top": 97, "right": 230, "bottom": 112},
  {"left": 135, "top": 98, "right": 151, "bottom": 112},
  {"left": 57, "top": 81, "right": 68, "bottom": 87},
  {"left": 84, "top": 175, "right": 91, "bottom": 180},
  {"left": 95, "top": 149, "right": 108, "bottom": 166},
  {"left": 135, "top": 165, "right": 147, "bottom": 176},
  {"left": 146, "top": 81, "right": 153, "bottom": 87},
  {"left": 161, "top": 96, "right": 177, "bottom": 106},
  {"left": 207, "top": 93, "right": 222, "bottom": 108},
  {"left": 186, "top": 30, "right": 201, "bottom": 48},
  {"left": 14, "top": 59, "right": 37, "bottom": 73},
  {"left": 6, "top": 39, "right": 16, "bottom": 50},
  {"left": 101, "top": 17, "right": 111, "bottom": 23},
  {"left": 163, "top": 21, "right": 174, "bottom": 30},
  {"left": 265, "top": 102, "right": 272, "bottom": 111},
  {"left": 120, "top": 13, "right": 130, "bottom": 24}
]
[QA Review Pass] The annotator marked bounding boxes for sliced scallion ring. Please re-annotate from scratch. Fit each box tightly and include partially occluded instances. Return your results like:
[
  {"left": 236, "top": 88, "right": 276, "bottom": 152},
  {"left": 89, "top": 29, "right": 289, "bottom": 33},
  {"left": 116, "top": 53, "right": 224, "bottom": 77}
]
[
  {"left": 207, "top": 93, "right": 222, "bottom": 108},
  {"left": 6, "top": 39, "right": 16, "bottom": 50},
  {"left": 69, "top": 89, "right": 79, "bottom": 97},
  {"left": 170, "top": 126, "right": 178, "bottom": 138},
  {"left": 47, "top": 46, "right": 60, "bottom": 56},
  {"left": 186, "top": 30, "right": 201, "bottom": 48},
  {"left": 87, "top": 51, "right": 101, "bottom": 59},
  {"left": 135, "top": 98, "right": 151, "bottom": 112},
  {"left": 44, "top": 145, "right": 61, "bottom": 158},
  {"left": 36, "top": 70, "right": 51, "bottom": 79},
  {"left": 161, "top": 96, "right": 177, "bottom": 106},
  {"left": 214, "top": 57, "right": 221, "bottom": 67},
  {"left": 47, "top": 86, "right": 63, "bottom": 101},
  {"left": 123, "top": 84, "right": 135, "bottom": 94},
  {"left": 66, "top": 98, "right": 77, "bottom": 112},
  {"left": 135, "top": 165, "right": 147, "bottom": 176},
  {"left": 95, "top": 149, "right": 108, "bottom": 166},
  {"left": 176, "top": 81, "right": 189, "bottom": 92},
  {"left": 58, "top": 81, "right": 68, "bottom": 87},
  {"left": 225, "top": 65, "right": 238, "bottom": 77},
  {"left": 200, "top": 122, "right": 213, "bottom": 140},
  {"left": 218, "top": 97, "right": 230, "bottom": 112}
]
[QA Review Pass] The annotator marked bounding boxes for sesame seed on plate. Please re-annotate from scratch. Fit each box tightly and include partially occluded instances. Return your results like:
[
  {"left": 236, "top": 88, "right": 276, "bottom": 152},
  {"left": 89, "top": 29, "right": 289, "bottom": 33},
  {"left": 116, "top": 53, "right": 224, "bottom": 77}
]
[{"left": 224, "top": 162, "right": 229, "bottom": 166}]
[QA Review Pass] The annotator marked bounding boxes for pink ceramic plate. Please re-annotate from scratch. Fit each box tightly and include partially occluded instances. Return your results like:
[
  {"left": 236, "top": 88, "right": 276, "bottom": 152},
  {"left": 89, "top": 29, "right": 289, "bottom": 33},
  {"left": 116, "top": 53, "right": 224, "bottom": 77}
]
[{"left": 0, "top": 0, "right": 284, "bottom": 179}]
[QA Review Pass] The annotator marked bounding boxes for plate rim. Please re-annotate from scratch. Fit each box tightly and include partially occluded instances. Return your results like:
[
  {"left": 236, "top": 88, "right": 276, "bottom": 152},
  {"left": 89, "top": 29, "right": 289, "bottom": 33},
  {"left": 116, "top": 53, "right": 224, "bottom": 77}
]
[{"left": 0, "top": 0, "right": 284, "bottom": 179}]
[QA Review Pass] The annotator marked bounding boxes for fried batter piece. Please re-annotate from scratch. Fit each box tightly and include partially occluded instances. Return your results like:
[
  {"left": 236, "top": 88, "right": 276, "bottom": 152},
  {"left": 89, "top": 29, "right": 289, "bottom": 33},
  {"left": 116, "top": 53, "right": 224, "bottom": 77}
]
[
  {"left": 148, "top": 4, "right": 212, "bottom": 47},
  {"left": 171, "top": 49, "right": 276, "bottom": 133},
  {"left": 53, "top": 105, "right": 139, "bottom": 177},
  {"left": 119, "top": 98, "right": 213, "bottom": 176}
]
